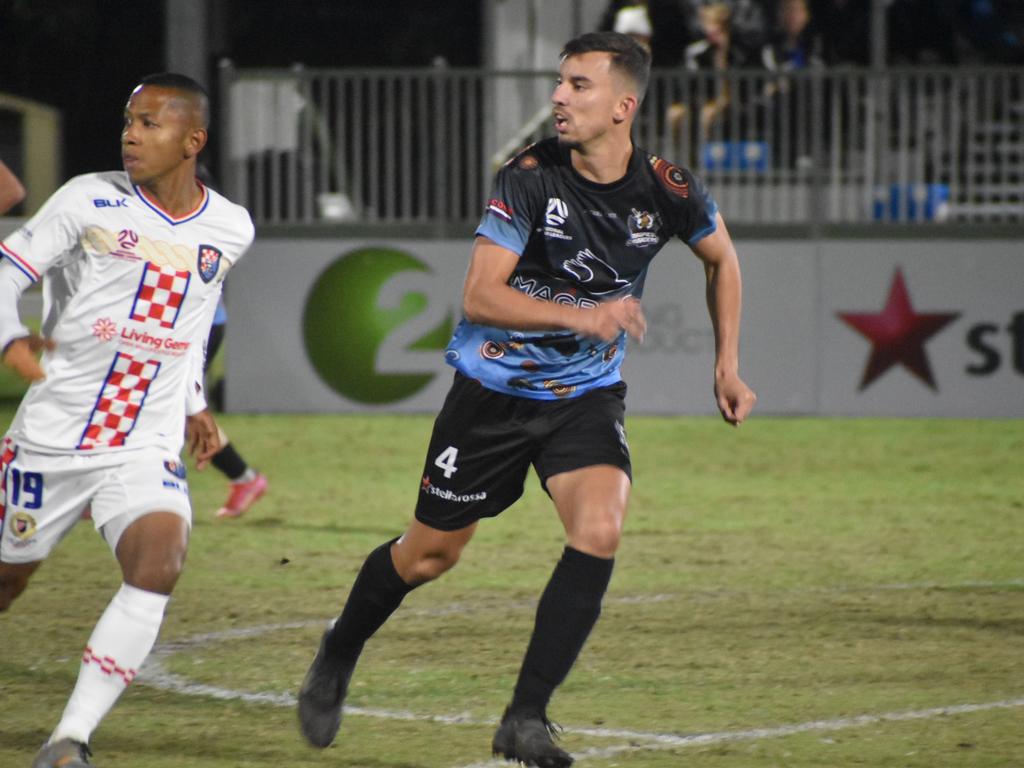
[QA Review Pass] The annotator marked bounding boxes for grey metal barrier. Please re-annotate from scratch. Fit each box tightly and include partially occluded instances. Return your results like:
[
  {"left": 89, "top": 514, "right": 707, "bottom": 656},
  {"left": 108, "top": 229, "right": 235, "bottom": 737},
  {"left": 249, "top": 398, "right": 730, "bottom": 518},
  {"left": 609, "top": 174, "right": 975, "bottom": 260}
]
[{"left": 218, "top": 63, "right": 1024, "bottom": 227}]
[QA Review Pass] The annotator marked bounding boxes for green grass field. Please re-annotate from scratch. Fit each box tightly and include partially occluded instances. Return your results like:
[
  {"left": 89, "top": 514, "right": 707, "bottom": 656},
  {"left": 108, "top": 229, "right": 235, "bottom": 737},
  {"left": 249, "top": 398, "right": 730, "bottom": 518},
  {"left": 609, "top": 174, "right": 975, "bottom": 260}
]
[{"left": 1, "top": 403, "right": 1021, "bottom": 768}]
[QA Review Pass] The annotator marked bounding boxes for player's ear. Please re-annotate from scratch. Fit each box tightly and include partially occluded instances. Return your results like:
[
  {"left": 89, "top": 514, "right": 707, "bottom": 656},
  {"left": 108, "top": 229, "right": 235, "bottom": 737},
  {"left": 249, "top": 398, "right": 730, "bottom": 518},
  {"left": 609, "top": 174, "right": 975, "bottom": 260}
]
[
  {"left": 184, "top": 127, "right": 208, "bottom": 159},
  {"left": 613, "top": 93, "right": 638, "bottom": 125}
]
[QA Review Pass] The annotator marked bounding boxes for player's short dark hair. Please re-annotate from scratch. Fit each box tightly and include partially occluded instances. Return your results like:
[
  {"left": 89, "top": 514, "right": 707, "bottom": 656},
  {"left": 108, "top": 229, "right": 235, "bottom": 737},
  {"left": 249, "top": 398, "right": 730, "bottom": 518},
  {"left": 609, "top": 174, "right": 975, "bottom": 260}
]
[
  {"left": 135, "top": 72, "right": 210, "bottom": 127},
  {"left": 560, "top": 31, "right": 652, "bottom": 104}
]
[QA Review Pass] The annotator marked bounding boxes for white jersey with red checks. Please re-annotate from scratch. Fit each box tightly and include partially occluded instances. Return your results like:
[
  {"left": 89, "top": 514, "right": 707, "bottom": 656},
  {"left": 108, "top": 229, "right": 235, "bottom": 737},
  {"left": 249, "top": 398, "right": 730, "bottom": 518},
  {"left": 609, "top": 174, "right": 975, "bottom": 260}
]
[{"left": 0, "top": 171, "right": 253, "bottom": 455}]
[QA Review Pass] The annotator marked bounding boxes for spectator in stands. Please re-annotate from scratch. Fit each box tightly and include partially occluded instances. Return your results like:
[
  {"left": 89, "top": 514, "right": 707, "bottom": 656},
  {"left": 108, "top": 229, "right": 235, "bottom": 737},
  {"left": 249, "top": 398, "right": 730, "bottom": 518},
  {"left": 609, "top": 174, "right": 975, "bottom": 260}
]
[
  {"left": 761, "top": 0, "right": 823, "bottom": 76},
  {"left": 760, "top": 0, "right": 822, "bottom": 168},
  {"left": 610, "top": 4, "right": 654, "bottom": 52},
  {"left": 0, "top": 160, "right": 27, "bottom": 215},
  {"left": 718, "top": 0, "right": 772, "bottom": 57},
  {"left": 599, "top": 0, "right": 692, "bottom": 67},
  {"left": 669, "top": 3, "right": 756, "bottom": 141},
  {"left": 809, "top": 0, "right": 870, "bottom": 65}
]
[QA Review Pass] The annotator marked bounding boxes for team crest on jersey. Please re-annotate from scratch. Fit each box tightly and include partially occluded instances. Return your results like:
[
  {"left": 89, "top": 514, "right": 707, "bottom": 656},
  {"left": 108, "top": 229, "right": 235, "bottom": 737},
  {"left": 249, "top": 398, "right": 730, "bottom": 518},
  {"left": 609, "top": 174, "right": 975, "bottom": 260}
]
[
  {"left": 163, "top": 460, "right": 187, "bottom": 479},
  {"left": 12, "top": 512, "right": 37, "bottom": 540},
  {"left": 197, "top": 244, "right": 222, "bottom": 283},
  {"left": 626, "top": 208, "right": 661, "bottom": 247}
]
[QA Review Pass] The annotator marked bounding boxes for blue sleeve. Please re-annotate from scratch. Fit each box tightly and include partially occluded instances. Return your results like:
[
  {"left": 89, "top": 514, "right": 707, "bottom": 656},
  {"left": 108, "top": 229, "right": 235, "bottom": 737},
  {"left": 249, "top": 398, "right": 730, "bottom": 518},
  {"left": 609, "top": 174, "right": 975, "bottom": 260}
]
[
  {"left": 681, "top": 171, "right": 719, "bottom": 246},
  {"left": 475, "top": 163, "right": 538, "bottom": 255}
]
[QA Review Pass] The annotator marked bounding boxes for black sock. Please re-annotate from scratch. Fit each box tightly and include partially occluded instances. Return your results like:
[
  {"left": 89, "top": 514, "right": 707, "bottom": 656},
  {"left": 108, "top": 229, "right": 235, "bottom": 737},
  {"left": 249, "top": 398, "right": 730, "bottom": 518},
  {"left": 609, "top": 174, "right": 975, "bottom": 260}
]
[
  {"left": 324, "top": 539, "right": 414, "bottom": 661},
  {"left": 509, "top": 546, "right": 614, "bottom": 717},
  {"left": 211, "top": 442, "right": 248, "bottom": 481}
]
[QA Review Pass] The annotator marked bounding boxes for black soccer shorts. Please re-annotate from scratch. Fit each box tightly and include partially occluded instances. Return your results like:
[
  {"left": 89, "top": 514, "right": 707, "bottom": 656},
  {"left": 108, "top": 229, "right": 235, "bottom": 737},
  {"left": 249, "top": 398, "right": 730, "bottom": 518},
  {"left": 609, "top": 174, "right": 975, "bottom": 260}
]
[{"left": 414, "top": 372, "right": 631, "bottom": 531}]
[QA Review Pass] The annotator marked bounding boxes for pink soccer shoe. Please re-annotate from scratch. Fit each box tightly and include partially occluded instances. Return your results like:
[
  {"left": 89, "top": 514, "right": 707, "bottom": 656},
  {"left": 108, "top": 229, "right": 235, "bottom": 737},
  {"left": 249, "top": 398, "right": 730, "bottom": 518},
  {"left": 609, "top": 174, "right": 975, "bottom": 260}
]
[{"left": 216, "top": 472, "right": 268, "bottom": 519}]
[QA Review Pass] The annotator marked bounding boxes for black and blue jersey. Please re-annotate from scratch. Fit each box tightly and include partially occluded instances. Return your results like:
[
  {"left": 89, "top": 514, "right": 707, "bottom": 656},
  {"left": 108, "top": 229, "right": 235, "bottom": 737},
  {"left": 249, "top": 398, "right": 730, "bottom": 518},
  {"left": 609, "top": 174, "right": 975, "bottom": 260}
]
[{"left": 444, "top": 137, "right": 718, "bottom": 399}]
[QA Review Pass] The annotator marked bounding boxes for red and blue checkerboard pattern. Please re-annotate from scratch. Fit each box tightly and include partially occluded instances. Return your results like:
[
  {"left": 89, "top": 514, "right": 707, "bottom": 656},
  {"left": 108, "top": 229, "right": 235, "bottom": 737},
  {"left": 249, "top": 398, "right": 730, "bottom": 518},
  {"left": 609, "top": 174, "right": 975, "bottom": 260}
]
[
  {"left": 78, "top": 352, "right": 161, "bottom": 449},
  {"left": 0, "top": 437, "right": 15, "bottom": 525},
  {"left": 129, "top": 262, "right": 191, "bottom": 329}
]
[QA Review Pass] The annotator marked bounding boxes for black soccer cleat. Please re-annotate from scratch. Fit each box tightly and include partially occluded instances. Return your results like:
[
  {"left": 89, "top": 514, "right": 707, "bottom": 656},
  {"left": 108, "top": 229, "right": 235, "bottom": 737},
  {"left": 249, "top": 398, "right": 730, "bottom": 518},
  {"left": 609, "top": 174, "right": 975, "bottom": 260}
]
[
  {"left": 297, "top": 629, "right": 356, "bottom": 748},
  {"left": 31, "top": 738, "right": 93, "bottom": 767},
  {"left": 492, "top": 707, "right": 574, "bottom": 767}
]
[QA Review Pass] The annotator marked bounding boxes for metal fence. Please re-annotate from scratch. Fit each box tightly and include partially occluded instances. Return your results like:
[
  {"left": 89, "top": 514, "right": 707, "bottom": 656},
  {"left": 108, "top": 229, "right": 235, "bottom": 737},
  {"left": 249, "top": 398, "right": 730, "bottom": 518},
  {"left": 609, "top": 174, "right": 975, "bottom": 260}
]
[{"left": 218, "top": 63, "right": 1024, "bottom": 227}]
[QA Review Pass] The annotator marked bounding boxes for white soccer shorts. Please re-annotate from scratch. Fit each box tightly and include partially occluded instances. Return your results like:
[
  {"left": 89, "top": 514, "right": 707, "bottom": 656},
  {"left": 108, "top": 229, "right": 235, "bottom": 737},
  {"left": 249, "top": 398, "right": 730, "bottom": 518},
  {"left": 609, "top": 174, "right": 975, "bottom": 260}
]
[{"left": 0, "top": 438, "right": 192, "bottom": 564}]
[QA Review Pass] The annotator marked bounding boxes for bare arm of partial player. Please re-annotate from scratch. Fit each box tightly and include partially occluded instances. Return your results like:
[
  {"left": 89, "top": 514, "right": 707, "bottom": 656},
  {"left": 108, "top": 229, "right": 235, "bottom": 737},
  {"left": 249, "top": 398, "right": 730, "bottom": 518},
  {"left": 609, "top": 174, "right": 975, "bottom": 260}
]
[
  {"left": 690, "top": 212, "right": 757, "bottom": 425},
  {"left": 0, "top": 260, "right": 54, "bottom": 381},
  {"left": 183, "top": 290, "right": 225, "bottom": 470},
  {"left": 0, "top": 160, "right": 27, "bottom": 215},
  {"left": 462, "top": 235, "right": 646, "bottom": 343}
]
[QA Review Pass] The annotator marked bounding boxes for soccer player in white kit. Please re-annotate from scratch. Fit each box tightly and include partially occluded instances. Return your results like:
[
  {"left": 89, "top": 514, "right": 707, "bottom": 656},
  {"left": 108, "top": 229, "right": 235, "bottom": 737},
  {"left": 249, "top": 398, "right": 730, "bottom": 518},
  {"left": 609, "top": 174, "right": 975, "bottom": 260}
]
[{"left": 0, "top": 73, "right": 254, "bottom": 768}]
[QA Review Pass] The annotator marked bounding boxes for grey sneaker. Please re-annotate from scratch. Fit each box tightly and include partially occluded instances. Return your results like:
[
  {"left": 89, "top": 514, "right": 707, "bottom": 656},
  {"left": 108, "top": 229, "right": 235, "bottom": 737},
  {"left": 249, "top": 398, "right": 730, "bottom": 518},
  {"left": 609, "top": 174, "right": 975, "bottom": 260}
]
[
  {"left": 31, "top": 738, "right": 92, "bottom": 767},
  {"left": 492, "top": 707, "right": 573, "bottom": 767},
  {"left": 297, "top": 629, "right": 357, "bottom": 748}
]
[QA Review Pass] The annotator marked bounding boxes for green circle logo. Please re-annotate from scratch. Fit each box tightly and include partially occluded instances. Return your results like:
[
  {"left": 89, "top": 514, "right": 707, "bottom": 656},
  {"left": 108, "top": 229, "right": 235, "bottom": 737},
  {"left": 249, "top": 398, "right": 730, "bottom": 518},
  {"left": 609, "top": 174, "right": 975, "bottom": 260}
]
[{"left": 303, "top": 247, "right": 453, "bottom": 404}]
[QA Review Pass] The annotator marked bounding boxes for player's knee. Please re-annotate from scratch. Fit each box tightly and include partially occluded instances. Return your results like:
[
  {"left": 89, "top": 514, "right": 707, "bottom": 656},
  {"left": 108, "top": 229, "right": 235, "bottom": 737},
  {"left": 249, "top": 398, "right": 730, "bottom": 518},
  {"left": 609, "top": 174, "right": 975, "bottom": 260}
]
[
  {"left": 404, "top": 549, "right": 461, "bottom": 585},
  {"left": 123, "top": 550, "right": 186, "bottom": 595},
  {"left": 571, "top": 513, "right": 623, "bottom": 558}
]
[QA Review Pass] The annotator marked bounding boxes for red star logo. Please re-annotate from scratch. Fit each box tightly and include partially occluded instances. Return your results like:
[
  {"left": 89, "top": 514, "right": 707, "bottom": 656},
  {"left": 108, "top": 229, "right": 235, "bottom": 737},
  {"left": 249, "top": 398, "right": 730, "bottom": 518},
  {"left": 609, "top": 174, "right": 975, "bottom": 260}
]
[{"left": 838, "top": 269, "right": 960, "bottom": 391}]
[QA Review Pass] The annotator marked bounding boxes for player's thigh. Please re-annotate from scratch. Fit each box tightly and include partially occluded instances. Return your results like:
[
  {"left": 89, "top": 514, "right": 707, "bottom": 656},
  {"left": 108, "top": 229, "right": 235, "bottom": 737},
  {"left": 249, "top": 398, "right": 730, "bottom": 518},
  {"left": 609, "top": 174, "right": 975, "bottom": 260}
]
[
  {"left": 533, "top": 381, "right": 632, "bottom": 489},
  {"left": 414, "top": 373, "right": 536, "bottom": 531},
  {"left": 92, "top": 448, "right": 192, "bottom": 566},
  {"left": 0, "top": 442, "right": 96, "bottom": 565},
  {"left": 533, "top": 382, "right": 633, "bottom": 556},
  {"left": 546, "top": 465, "right": 631, "bottom": 557}
]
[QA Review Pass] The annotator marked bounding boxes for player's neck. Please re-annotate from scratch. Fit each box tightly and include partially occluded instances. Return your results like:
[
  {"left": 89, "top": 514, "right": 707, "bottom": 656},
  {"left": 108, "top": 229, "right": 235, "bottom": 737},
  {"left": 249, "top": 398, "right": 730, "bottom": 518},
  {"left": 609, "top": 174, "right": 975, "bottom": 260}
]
[
  {"left": 138, "top": 169, "right": 204, "bottom": 217},
  {"left": 569, "top": 136, "right": 633, "bottom": 184}
]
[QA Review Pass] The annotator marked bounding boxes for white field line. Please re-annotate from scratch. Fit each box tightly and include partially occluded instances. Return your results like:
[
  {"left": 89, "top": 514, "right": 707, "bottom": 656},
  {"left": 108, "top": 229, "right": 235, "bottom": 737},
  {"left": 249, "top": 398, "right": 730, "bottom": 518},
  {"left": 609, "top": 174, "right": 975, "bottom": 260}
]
[
  {"left": 140, "top": 606, "right": 1024, "bottom": 766},
  {"left": 451, "top": 698, "right": 1024, "bottom": 768}
]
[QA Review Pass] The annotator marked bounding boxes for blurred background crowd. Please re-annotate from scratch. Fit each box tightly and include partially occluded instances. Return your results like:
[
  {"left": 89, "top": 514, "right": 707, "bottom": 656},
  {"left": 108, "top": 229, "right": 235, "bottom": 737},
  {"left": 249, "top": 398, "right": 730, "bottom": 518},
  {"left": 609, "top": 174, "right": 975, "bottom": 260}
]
[{"left": 600, "top": 0, "right": 1024, "bottom": 70}]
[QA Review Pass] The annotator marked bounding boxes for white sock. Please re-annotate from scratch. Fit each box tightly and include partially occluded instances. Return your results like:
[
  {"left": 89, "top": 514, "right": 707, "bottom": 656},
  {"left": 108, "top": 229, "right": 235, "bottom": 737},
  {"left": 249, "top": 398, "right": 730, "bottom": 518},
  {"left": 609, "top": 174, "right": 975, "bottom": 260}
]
[
  {"left": 50, "top": 584, "right": 169, "bottom": 745},
  {"left": 233, "top": 468, "right": 257, "bottom": 484}
]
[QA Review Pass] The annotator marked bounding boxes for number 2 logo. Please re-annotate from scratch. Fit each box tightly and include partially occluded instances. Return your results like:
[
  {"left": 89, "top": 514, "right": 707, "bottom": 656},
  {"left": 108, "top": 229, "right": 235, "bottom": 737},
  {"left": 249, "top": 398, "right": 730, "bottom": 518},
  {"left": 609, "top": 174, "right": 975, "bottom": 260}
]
[{"left": 433, "top": 446, "right": 459, "bottom": 479}]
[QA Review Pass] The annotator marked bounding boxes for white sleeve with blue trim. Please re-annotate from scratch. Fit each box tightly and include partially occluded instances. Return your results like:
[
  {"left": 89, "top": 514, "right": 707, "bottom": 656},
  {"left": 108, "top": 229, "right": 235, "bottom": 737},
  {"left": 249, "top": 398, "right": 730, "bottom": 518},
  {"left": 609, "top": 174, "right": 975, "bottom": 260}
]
[
  {"left": 0, "top": 259, "right": 32, "bottom": 354},
  {"left": 0, "top": 177, "right": 84, "bottom": 283}
]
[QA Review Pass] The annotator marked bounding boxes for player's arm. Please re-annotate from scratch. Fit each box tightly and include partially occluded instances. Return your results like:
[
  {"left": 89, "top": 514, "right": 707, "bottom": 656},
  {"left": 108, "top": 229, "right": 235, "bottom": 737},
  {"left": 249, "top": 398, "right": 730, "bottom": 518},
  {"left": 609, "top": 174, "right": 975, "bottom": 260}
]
[
  {"left": 1, "top": 176, "right": 87, "bottom": 380},
  {"left": 0, "top": 160, "right": 26, "bottom": 216},
  {"left": 183, "top": 295, "right": 222, "bottom": 469},
  {"left": 0, "top": 260, "right": 53, "bottom": 382},
  {"left": 185, "top": 410, "right": 221, "bottom": 470},
  {"left": 690, "top": 212, "right": 756, "bottom": 425},
  {"left": 463, "top": 236, "right": 645, "bottom": 343}
]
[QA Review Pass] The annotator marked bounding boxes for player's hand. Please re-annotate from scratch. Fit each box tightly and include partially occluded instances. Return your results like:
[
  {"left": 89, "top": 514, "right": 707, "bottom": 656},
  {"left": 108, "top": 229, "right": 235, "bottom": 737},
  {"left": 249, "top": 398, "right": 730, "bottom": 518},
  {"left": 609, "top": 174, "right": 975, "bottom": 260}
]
[
  {"left": 1, "top": 334, "right": 55, "bottom": 382},
  {"left": 579, "top": 296, "right": 646, "bottom": 343},
  {"left": 185, "top": 409, "right": 222, "bottom": 470},
  {"left": 714, "top": 371, "right": 756, "bottom": 426}
]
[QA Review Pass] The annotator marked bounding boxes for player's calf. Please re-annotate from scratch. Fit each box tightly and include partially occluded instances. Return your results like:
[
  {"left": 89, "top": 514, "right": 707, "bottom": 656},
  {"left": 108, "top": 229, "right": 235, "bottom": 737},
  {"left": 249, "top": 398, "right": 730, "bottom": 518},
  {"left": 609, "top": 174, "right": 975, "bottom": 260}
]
[{"left": 0, "top": 560, "right": 39, "bottom": 611}]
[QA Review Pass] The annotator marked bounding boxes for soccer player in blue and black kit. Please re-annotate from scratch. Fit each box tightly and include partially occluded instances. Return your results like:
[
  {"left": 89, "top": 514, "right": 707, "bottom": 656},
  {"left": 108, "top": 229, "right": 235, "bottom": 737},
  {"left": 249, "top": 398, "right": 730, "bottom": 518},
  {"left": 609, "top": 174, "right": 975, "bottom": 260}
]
[{"left": 299, "top": 31, "right": 756, "bottom": 766}]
